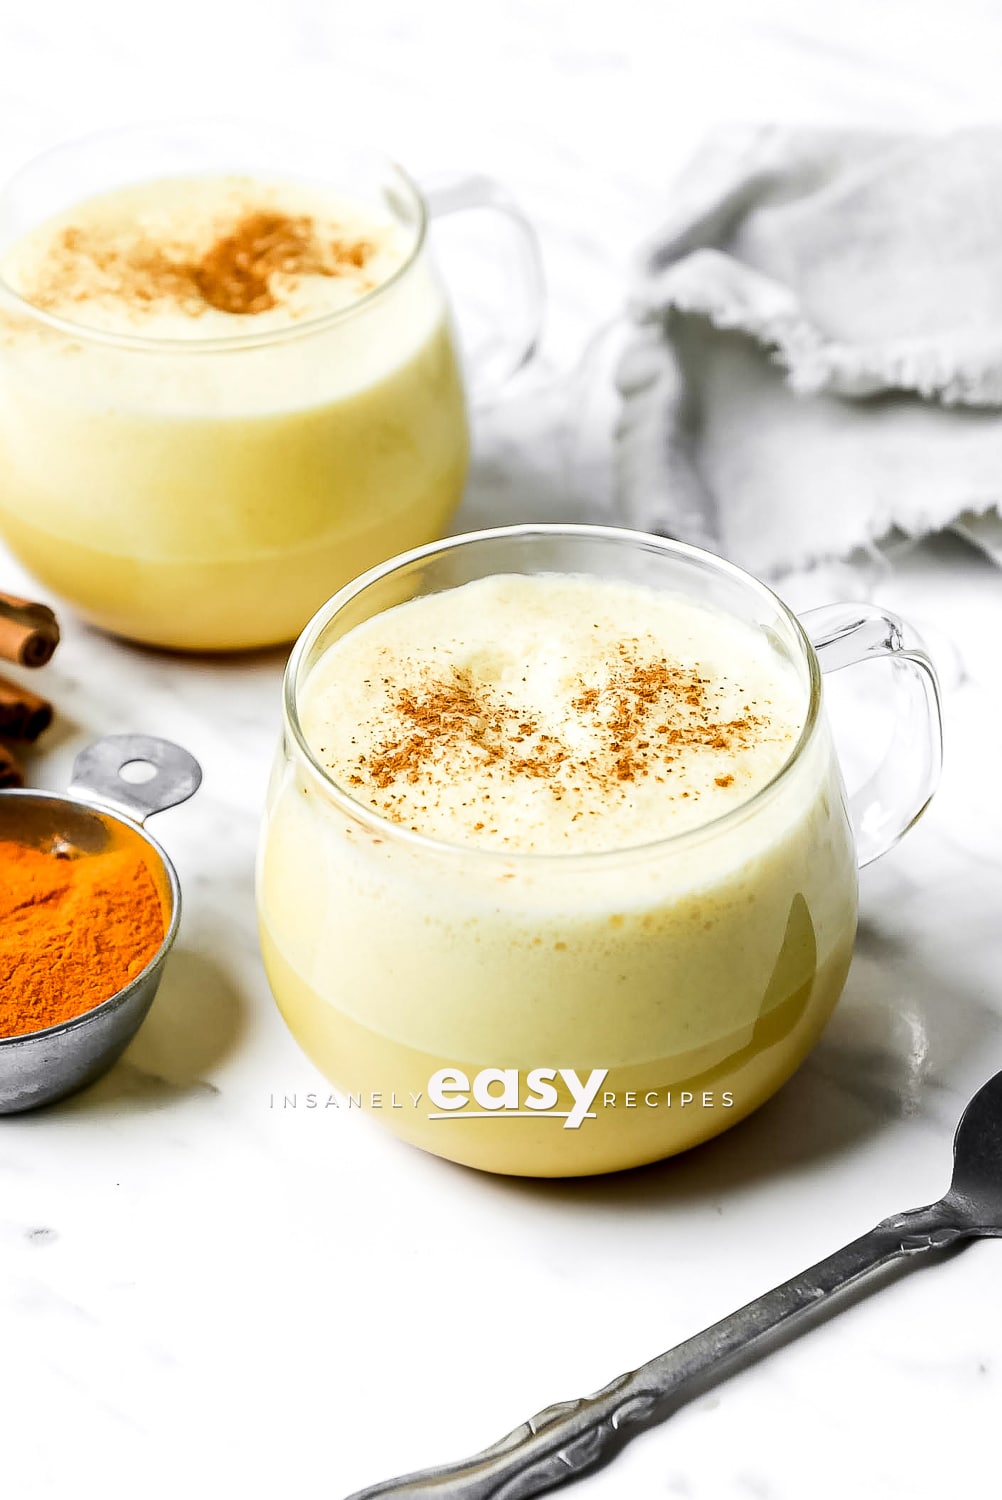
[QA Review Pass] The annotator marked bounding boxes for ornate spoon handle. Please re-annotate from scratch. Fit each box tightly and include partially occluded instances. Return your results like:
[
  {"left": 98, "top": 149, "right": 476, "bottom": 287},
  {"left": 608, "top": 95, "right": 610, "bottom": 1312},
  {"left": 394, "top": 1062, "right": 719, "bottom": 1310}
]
[{"left": 346, "top": 1205, "right": 966, "bottom": 1500}]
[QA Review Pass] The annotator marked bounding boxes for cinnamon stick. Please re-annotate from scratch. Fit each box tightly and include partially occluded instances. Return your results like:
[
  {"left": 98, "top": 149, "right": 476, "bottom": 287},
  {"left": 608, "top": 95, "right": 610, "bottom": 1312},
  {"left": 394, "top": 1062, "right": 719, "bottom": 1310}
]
[
  {"left": 0, "top": 742, "right": 24, "bottom": 788},
  {"left": 0, "top": 593, "right": 60, "bottom": 668},
  {"left": 0, "top": 674, "right": 52, "bottom": 741}
]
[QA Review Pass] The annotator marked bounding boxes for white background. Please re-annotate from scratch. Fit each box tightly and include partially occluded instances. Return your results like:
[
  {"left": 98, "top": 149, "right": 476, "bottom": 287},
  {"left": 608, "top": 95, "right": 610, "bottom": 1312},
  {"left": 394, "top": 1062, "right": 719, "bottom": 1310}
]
[{"left": 2, "top": 4, "right": 1002, "bottom": 1498}]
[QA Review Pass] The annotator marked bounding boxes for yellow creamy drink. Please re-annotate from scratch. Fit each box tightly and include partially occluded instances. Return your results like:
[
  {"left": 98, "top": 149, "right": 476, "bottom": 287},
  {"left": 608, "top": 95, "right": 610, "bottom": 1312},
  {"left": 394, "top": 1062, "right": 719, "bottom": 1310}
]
[
  {"left": 258, "top": 570, "right": 858, "bottom": 1176},
  {"left": 0, "top": 175, "right": 468, "bottom": 649}
]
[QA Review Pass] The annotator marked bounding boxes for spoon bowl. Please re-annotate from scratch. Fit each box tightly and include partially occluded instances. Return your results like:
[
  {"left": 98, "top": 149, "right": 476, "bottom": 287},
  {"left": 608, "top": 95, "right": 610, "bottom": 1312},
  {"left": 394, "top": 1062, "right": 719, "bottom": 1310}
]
[{"left": 946, "top": 1068, "right": 1002, "bottom": 1232}]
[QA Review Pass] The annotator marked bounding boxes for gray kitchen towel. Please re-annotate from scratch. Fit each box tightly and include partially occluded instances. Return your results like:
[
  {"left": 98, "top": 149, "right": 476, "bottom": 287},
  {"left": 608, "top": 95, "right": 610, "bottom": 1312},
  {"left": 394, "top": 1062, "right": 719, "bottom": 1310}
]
[{"left": 616, "top": 126, "right": 1002, "bottom": 574}]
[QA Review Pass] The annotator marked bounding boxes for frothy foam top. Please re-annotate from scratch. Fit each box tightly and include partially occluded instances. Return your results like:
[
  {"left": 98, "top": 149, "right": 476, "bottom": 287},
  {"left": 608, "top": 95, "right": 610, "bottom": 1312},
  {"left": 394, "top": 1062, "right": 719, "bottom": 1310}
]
[
  {"left": 301, "top": 574, "right": 807, "bottom": 854},
  {"left": 2, "top": 175, "right": 412, "bottom": 338}
]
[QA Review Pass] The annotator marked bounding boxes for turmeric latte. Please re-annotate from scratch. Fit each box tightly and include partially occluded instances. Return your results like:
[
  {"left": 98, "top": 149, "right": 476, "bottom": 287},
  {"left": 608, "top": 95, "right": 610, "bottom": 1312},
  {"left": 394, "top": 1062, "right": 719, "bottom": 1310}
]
[
  {"left": 258, "top": 573, "right": 858, "bottom": 1175},
  {"left": 0, "top": 175, "right": 468, "bottom": 649}
]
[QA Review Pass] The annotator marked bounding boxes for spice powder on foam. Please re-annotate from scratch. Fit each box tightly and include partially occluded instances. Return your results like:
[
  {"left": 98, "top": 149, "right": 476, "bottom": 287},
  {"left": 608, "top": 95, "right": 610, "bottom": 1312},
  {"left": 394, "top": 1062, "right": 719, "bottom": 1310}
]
[
  {"left": 21, "top": 208, "right": 379, "bottom": 319},
  {"left": 340, "top": 641, "right": 781, "bottom": 832}
]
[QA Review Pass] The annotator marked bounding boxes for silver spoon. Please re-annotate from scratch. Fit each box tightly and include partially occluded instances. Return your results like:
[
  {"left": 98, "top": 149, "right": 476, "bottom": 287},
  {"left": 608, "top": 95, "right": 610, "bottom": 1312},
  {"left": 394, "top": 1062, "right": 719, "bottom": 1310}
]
[{"left": 347, "top": 1067, "right": 1002, "bottom": 1499}]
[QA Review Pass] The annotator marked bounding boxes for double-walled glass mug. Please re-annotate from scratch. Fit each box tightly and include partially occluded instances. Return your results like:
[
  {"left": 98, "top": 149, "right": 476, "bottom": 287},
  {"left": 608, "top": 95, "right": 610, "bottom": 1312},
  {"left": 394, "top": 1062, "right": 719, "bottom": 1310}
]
[
  {"left": 257, "top": 525, "right": 942, "bottom": 1177},
  {"left": 0, "top": 121, "right": 542, "bottom": 650}
]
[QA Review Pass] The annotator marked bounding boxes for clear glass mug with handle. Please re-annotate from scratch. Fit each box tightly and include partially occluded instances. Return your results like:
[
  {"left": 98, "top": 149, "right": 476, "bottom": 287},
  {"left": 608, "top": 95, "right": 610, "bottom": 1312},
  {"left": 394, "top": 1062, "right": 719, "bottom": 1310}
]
[
  {"left": 0, "top": 120, "right": 542, "bottom": 650},
  {"left": 257, "top": 524, "right": 942, "bottom": 1177}
]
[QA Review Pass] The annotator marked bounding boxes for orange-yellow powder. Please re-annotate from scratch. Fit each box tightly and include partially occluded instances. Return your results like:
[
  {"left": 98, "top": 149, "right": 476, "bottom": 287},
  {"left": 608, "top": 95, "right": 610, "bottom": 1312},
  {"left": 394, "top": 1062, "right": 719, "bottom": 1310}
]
[{"left": 0, "top": 839, "right": 165, "bottom": 1037}]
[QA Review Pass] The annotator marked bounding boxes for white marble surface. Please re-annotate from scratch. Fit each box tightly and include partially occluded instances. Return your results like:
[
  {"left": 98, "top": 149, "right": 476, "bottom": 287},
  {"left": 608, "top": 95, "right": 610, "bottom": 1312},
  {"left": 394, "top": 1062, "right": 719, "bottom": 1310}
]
[{"left": 3, "top": 4, "right": 1002, "bottom": 1497}]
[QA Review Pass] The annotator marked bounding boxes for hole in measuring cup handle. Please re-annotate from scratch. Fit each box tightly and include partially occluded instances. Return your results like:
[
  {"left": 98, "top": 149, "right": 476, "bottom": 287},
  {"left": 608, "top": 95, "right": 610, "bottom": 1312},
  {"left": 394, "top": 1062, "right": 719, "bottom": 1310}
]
[
  {"left": 119, "top": 759, "right": 158, "bottom": 785},
  {"left": 68, "top": 734, "right": 202, "bottom": 825}
]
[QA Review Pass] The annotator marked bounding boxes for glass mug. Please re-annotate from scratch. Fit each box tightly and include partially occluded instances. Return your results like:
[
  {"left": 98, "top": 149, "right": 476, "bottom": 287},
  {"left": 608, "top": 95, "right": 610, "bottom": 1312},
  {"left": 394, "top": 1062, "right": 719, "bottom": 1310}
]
[
  {"left": 257, "top": 525, "right": 942, "bottom": 1177},
  {"left": 0, "top": 121, "right": 542, "bottom": 650}
]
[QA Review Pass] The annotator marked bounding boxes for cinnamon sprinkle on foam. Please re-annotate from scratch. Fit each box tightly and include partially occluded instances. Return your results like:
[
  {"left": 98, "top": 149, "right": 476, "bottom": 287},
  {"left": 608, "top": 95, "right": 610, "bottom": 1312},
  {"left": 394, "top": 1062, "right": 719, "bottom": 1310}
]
[
  {"left": 348, "top": 649, "right": 774, "bottom": 810},
  {"left": 301, "top": 574, "right": 805, "bottom": 854},
  {"left": 16, "top": 192, "right": 379, "bottom": 319}
]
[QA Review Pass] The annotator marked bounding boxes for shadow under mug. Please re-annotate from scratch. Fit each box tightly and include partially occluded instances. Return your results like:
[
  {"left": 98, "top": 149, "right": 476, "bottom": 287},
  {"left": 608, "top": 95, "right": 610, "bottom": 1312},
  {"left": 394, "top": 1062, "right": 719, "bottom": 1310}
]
[
  {"left": 0, "top": 120, "right": 543, "bottom": 651},
  {"left": 257, "top": 524, "right": 943, "bottom": 1177}
]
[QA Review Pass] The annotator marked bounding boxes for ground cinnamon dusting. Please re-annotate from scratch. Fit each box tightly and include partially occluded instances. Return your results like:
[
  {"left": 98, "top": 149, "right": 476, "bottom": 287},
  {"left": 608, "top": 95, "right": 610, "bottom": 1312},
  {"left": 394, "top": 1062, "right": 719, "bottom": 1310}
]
[
  {"left": 343, "top": 643, "right": 777, "bottom": 826},
  {"left": 192, "top": 213, "right": 374, "bottom": 314},
  {"left": 23, "top": 208, "right": 377, "bottom": 318}
]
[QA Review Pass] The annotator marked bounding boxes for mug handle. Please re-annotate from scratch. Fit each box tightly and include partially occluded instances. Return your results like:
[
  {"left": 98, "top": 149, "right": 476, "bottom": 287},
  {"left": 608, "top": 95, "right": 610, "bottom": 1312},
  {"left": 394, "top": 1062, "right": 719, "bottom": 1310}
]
[
  {"left": 800, "top": 604, "right": 943, "bottom": 869},
  {"left": 423, "top": 173, "right": 544, "bottom": 405}
]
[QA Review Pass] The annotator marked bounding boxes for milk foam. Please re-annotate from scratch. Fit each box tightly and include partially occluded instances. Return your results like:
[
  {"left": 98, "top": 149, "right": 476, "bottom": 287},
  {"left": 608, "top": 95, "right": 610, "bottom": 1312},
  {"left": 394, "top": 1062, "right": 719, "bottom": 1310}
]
[
  {"left": 301, "top": 573, "right": 808, "bottom": 854},
  {"left": 2, "top": 174, "right": 412, "bottom": 339}
]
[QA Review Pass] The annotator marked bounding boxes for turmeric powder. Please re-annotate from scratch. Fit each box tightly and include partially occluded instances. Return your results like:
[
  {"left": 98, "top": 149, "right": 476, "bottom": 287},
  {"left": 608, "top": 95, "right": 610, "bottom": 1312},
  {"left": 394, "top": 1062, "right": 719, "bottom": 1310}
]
[{"left": 0, "top": 838, "right": 165, "bottom": 1038}]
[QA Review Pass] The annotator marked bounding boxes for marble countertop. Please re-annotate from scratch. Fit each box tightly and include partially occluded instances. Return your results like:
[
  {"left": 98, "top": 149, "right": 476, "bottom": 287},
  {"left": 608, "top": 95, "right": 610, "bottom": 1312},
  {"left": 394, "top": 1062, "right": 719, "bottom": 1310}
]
[{"left": 3, "top": 4, "right": 1002, "bottom": 1497}]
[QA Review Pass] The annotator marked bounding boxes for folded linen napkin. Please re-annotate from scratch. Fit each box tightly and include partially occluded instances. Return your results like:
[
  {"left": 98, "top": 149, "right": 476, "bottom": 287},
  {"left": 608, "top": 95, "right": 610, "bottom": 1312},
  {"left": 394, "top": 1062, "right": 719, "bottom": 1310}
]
[{"left": 616, "top": 126, "right": 1002, "bottom": 574}]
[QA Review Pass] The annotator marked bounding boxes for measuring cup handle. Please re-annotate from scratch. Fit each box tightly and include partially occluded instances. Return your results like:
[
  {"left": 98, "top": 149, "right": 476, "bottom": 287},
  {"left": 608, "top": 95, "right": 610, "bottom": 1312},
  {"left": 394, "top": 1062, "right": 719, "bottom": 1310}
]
[{"left": 68, "top": 734, "right": 202, "bottom": 826}]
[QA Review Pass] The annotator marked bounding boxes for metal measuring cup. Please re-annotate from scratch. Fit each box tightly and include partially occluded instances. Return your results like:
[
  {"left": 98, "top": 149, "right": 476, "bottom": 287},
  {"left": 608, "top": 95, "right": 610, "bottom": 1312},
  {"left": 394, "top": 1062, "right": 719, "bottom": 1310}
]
[{"left": 0, "top": 733, "right": 201, "bottom": 1113}]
